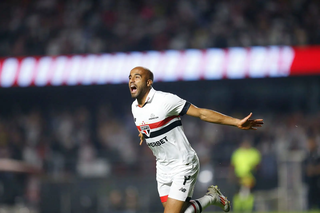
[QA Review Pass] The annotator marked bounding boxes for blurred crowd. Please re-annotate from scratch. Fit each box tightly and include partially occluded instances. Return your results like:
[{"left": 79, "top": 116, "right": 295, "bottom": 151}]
[
  {"left": 0, "top": 98, "right": 319, "bottom": 211},
  {"left": 0, "top": 0, "right": 320, "bottom": 57}
]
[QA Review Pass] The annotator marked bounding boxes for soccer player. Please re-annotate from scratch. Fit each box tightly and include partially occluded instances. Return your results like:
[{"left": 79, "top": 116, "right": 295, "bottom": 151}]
[{"left": 128, "top": 66, "right": 263, "bottom": 213}]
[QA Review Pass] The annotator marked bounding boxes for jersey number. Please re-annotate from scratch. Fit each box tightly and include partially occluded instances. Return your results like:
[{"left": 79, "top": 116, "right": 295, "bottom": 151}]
[{"left": 183, "top": 176, "right": 191, "bottom": 185}]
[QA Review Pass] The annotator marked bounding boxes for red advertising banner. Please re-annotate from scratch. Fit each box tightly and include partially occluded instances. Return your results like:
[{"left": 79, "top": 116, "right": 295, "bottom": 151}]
[
  {"left": 290, "top": 46, "right": 320, "bottom": 75},
  {"left": 0, "top": 46, "right": 319, "bottom": 87}
]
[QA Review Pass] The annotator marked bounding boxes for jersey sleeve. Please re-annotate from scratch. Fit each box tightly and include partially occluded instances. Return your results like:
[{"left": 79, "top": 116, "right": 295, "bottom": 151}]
[{"left": 164, "top": 93, "right": 190, "bottom": 116}]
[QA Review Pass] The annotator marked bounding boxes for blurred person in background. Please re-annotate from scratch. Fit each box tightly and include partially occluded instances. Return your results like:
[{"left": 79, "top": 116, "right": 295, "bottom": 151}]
[
  {"left": 303, "top": 136, "right": 320, "bottom": 210},
  {"left": 108, "top": 189, "right": 125, "bottom": 213},
  {"left": 128, "top": 66, "right": 263, "bottom": 213},
  {"left": 230, "top": 138, "right": 261, "bottom": 212},
  {"left": 124, "top": 186, "right": 139, "bottom": 213}
]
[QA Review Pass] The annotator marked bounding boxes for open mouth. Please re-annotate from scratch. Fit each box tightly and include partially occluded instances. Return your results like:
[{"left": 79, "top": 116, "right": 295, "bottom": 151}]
[{"left": 130, "top": 85, "right": 137, "bottom": 93}]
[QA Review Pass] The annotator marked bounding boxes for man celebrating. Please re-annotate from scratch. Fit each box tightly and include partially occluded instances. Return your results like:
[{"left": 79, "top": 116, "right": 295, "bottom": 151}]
[{"left": 129, "top": 66, "right": 263, "bottom": 213}]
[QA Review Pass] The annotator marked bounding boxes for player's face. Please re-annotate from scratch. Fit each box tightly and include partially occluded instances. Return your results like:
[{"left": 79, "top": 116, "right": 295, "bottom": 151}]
[{"left": 128, "top": 68, "right": 149, "bottom": 99}]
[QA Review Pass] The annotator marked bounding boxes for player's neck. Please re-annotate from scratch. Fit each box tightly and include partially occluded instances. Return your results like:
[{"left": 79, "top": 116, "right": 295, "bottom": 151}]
[{"left": 137, "top": 88, "right": 151, "bottom": 107}]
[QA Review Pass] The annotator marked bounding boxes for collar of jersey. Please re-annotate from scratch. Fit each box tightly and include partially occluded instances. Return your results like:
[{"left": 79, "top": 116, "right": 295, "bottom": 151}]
[{"left": 135, "top": 87, "right": 156, "bottom": 107}]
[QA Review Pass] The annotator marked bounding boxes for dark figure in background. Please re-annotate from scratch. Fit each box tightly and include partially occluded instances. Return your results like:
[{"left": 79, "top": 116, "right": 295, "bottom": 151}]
[{"left": 303, "top": 137, "right": 320, "bottom": 210}]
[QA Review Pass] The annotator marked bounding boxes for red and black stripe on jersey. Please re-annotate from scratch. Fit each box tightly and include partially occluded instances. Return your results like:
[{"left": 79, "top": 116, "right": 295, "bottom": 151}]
[{"left": 137, "top": 102, "right": 191, "bottom": 139}]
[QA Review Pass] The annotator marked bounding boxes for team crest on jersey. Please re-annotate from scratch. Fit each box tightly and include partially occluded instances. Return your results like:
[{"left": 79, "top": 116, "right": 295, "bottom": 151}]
[{"left": 140, "top": 122, "right": 151, "bottom": 137}]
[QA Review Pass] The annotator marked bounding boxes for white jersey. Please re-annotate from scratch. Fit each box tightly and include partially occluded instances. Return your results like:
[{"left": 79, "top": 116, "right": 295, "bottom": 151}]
[{"left": 131, "top": 88, "right": 197, "bottom": 171}]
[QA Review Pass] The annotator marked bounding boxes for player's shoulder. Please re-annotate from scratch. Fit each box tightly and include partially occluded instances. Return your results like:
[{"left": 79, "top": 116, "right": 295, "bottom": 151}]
[{"left": 155, "top": 90, "right": 179, "bottom": 99}]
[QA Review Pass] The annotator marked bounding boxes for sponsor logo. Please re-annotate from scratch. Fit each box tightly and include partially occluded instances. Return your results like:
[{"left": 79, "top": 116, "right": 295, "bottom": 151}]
[
  {"left": 149, "top": 113, "right": 159, "bottom": 120},
  {"left": 147, "top": 136, "right": 168, "bottom": 147}
]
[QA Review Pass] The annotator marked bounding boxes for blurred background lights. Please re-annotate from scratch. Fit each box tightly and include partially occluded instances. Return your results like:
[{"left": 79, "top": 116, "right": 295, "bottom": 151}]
[{"left": 198, "top": 170, "right": 213, "bottom": 184}]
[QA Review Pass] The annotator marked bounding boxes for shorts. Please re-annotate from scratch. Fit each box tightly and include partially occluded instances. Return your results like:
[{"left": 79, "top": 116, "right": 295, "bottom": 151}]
[{"left": 157, "top": 156, "right": 200, "bottom": 203}]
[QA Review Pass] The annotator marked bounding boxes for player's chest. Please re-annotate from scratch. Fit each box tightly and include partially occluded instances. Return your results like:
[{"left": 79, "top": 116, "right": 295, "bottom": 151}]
[{"left": 133, "top": 105, "right": 168, "bottom": 127}]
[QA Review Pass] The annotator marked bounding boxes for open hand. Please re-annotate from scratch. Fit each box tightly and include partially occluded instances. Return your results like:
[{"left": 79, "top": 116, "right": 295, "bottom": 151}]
[{"left": 238, "top": 113, "right": 263, "bottom": 130}]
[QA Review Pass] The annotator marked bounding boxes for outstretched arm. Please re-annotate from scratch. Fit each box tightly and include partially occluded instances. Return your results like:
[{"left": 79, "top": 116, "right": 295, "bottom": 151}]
[{"left": 186, "top": 104, "right": 263, "bottom": 130}]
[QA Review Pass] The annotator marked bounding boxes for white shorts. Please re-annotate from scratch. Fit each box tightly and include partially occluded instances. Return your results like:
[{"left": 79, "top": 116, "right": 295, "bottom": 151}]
[{"left": 157, "top": 156, "right": 200, "bottom": 203}]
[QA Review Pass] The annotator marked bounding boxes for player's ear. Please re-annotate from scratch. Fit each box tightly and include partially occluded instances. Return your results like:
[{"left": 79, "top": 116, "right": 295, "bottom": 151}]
[{"left": 147, "top": 79, "right": 153, "bottom": 87}]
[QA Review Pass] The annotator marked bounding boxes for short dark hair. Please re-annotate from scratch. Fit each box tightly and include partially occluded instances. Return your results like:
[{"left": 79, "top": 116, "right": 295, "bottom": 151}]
[
  {"left": 148, "top": 69, "right": 154, "bottom": 82},
  {"left": 143, "top": 67, "right": 154, "bottom": 82}
]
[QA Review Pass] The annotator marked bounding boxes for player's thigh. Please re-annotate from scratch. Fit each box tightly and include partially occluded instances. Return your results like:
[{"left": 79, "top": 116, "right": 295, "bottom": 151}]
[
  {"left": 168, "top": 166, "right": 199, "bottom": 202},
  {"left": 158, "top": 181, "right": 171, "bottom": 203},
  {"left": 163, "top": 197, "right": 186, "bottom": 213}
]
